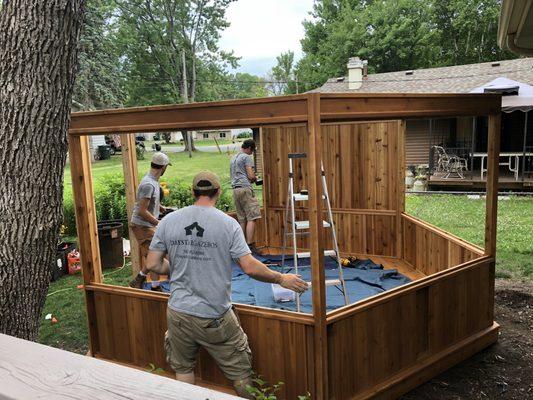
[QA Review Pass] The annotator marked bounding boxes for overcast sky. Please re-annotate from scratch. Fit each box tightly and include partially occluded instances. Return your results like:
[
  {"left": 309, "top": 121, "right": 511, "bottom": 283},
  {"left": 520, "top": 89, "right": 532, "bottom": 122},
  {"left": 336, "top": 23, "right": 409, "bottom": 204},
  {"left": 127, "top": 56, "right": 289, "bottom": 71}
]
[{"left": 219, "top": 0, "right": 315, "bottom": 77}]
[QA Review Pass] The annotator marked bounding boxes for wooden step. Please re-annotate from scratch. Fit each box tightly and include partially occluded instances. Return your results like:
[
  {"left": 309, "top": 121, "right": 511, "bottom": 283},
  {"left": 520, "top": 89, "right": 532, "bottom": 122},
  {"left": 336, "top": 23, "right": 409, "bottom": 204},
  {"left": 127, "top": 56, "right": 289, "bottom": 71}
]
[
  {"left": 294, "top": 220, "right": 330, "bottom": 230},
  {"left": 296, "top": 250, "right": 337, "bottom": 258}
]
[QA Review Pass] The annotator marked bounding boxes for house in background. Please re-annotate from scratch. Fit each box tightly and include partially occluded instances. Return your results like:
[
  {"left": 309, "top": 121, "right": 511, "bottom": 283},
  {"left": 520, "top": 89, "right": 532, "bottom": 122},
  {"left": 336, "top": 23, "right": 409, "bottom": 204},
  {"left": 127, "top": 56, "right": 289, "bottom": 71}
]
[
  {"left": 313, "top": 57, "right": 533, "bottom": 190},
  {"left": 196, "top": 129, "right": 232, "bottom": 141}
]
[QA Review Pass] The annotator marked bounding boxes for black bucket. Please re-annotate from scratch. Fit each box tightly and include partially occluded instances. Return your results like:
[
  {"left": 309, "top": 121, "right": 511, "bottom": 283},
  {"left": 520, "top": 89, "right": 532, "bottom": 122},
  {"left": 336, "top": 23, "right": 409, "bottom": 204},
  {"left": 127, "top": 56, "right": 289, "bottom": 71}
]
[
  {"left": 97, "top": 222, "right": 124, "bottom": 269},
  {"left": 52, "top": 241, "right": 75, "bottom": 281}
]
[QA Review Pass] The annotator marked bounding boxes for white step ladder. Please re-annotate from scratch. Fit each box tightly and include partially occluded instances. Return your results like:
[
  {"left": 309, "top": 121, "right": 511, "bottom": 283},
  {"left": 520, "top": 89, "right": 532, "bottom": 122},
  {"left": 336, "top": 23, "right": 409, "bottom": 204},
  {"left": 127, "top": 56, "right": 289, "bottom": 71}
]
[{"left": 280, "top": 153, "right": 349, "bottom": 312}]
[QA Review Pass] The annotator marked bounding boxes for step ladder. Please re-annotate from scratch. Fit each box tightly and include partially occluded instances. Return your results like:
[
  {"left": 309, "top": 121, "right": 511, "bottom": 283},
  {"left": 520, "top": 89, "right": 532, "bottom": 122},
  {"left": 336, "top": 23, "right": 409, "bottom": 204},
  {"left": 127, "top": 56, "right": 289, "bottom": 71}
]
[{"left": 280, "top": 153, "right": 349, "bottom": 312}]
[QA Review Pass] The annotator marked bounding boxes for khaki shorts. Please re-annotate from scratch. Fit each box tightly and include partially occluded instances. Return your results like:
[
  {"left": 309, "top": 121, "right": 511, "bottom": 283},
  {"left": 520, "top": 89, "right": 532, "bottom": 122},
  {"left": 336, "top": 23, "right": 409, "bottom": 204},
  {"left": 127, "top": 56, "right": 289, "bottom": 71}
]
[
  {"left": 233, "top": 187, "right": 261, "bottom": 223},
  {"left": 130, "top": 224, "right": 155, "bottom": 258},
  {"left": 165, "top": 307, "right": 253, "bottom": 381}
]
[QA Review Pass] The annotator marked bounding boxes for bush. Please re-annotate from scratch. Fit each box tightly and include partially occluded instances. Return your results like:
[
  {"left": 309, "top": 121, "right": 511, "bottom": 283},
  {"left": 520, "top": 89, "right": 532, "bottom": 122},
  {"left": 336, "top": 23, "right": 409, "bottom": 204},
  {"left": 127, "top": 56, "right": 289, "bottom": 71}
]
[
  {"left": 63, "top": 174, "right": 235, "bottom": 237},
  {"left": 237, "top": 131, "right": 252, "bottom": 139}
]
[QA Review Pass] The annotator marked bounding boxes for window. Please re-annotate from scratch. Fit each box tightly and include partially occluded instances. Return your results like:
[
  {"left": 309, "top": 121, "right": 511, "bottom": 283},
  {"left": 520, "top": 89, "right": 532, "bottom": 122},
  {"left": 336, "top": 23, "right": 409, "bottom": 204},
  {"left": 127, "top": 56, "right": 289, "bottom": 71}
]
[
  {"left": 220, "top": 132, "right": 226, "bottom": 138},
  {"left": 203, "top": 133, "right": 209, "bottom": 139}
]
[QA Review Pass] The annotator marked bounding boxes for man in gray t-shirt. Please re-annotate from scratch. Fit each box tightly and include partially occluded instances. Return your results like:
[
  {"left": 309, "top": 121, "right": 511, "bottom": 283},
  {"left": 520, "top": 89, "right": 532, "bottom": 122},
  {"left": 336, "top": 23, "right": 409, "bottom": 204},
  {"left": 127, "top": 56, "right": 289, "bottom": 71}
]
[
  {"left": 129, "top": 152, "right": 172, "bottom": 290},
  {"left": 230, "top": 139, "right": 261, "bottom": 252},
  {"left": 146, "top": 171, "right": 307, "bottom": 397}
]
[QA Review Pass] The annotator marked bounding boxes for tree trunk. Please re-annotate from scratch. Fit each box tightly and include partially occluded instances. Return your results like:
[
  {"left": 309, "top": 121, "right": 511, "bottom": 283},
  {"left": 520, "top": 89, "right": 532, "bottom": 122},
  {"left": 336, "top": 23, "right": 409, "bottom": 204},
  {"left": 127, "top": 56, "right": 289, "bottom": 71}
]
[
  {"left": 0, "top": 1, "right": 85, "bottom": 340},
  {"left": 181, "top": 49, "right": 189, "bottom": 103},
  {"left": 183, "top": 131, "right": 197, "bottom": 152}
]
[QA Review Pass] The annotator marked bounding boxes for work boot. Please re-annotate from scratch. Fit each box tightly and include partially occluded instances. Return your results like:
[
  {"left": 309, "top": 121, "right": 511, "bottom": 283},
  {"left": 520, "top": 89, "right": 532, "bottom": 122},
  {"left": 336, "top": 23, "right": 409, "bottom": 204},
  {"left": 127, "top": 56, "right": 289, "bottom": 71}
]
[{"left": 129, "top": 272, "right": 146, "bottom": 289}]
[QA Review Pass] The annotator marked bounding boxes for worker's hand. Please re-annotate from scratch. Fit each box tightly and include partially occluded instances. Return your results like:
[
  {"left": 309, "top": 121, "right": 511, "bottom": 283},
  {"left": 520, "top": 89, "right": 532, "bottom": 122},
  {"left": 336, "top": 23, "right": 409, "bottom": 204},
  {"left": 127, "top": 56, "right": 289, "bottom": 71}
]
[{"left": 279, "top": 274, "right": 308, "bottom": 293}]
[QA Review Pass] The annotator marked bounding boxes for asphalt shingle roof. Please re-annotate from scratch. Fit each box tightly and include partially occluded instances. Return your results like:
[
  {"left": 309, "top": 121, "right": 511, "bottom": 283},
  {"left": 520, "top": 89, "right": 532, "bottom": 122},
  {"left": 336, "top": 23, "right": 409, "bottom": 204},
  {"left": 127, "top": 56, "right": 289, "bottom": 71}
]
[{"left": 312, "top": 58, "right": 533, "bottom": 93}]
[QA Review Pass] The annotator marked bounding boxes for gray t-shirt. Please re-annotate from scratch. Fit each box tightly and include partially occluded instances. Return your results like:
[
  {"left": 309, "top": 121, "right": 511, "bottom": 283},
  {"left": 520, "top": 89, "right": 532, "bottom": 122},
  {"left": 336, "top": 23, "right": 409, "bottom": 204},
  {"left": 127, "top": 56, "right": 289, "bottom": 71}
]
[
  {"left": 230, "top": 152, "right": 254, "bottom": 188},
  {"left": 149, "top": 205, "right": 251, "bottom": 318},
  {"left": 131, "top": 173, "right": 160, "bottom": 227}
]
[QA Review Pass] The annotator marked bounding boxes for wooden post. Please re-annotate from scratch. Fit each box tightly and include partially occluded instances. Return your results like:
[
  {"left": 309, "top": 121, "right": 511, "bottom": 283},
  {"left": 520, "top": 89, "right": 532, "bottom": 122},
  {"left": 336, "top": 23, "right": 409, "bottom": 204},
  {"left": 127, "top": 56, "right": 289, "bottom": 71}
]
[
  {"left": 484, "top": 113, "right": 501, "bottom": 257},
  {"left": 120, "top": 134, "right": 142, "bottom": 275},
  {"left": 307, "top": 93, "right": 328, "bottom": 399},
  {"left": 68, "top": 134, "right": 102, "bottom": 355},
  {"left": 397, "top": 120, "right": 406, "bottom": 259}
]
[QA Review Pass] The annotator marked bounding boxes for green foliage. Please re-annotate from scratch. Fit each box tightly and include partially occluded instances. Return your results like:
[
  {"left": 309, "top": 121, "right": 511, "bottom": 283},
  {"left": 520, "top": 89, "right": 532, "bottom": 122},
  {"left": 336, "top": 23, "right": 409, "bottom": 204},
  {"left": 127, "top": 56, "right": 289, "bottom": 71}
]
[
  {"left": 268, "top": 51, "right": 298, "bottom": 95},
  {"left": 63, "top": 173, "right": 235, "bottom": 236},
  {"left": 146, "top": 363, "right": 165, "bottom": 375},
  {"left": 73, "top": 0, "right": 125, "bottom": 110},
  {"left": 296, "top": 0, "right": 518, "bottom": 92},
  {"left": 162, "top": 177, "right": 233, "bottom": 212},
  {"left": 245, "top": 376, "right": 284, "bottom": 400}
]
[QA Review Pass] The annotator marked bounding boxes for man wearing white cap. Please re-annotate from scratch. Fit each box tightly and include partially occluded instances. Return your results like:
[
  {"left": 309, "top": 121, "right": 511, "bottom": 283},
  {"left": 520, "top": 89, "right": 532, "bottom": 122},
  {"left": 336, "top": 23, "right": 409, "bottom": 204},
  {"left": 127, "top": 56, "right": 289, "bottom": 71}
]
[{"left": 129, "top": 152, "right": 172, "bottom": 290}]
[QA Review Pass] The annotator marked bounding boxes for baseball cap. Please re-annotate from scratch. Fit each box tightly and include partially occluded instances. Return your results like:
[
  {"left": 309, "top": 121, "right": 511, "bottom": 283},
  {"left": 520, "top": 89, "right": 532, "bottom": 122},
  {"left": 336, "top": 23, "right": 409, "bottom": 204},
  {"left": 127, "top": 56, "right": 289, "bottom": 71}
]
[
  {"left": 152, "top": 152, "right": 171, "bottom": 166},
  {"left": 193, "top": 171, "right": 221, "bottom": 190}
]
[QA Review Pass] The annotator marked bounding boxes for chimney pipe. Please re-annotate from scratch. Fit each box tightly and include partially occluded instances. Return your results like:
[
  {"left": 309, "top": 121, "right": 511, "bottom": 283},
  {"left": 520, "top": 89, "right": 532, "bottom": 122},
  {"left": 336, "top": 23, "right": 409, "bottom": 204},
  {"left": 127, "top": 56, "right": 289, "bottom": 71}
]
[{"left": 347, "top": 57, "right": 367, "bottom": 90}]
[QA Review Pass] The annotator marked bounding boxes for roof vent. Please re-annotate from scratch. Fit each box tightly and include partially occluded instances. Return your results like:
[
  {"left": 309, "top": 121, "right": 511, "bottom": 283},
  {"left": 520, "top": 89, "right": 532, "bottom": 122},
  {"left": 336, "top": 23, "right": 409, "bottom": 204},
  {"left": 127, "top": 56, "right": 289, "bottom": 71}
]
[
  {"left": 491, "top": 62, "right": 500, "bottom": 67},
  {"left": 405, "top": 70, "right": 414, "bottom": 75},
  {"left": 336, "top": 77, "right": 345, "bottom": 82}
]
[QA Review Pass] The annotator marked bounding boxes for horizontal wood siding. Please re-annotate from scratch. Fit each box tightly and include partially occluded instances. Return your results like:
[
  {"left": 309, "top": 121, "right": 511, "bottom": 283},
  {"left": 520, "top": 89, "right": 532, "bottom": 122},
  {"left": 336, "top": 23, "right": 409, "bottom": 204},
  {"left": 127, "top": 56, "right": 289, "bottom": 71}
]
[
  {"left": 402, "top": 214, "right": 483, "bottom": 274},
  {"left": 262, "top": 121, "right": 401, "bottom": 257},
  {"left": 88, "top": 286, "right": 313, "bottom": 399},
  {"left": 405, "top": 119, "right": 451, "bottom": 166},
  {"left": 327, "top": 258, "right": 495, "bottom": 399}
]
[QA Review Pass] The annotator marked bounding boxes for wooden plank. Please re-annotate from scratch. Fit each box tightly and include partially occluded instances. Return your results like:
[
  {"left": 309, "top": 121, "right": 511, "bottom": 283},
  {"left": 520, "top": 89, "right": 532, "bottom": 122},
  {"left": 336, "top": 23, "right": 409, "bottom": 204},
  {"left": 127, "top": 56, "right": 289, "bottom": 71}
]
[
  {"left": 68, "top": 135, "right": 102, "bottom": 356},
  {"left": 120, "top": 133, "right": 141, "bottom": 275},
  {"left": 0, "top": 333, "right": 239, "bottom": 400},
  {"left": 397, "top": 121, "right": 406, "bottom": 259},
  {"left": 68, "top": 135, "right": 102, "bottom": 284},
  {"left": 326, "top": 256, "right": 492, "bottom": 323},
  {"left": 485, "top": 113, "right": 501, "bottom": 257},
  {"left": 320, "top": 93, "right": 501, "bottom": 120},
  {"left": 307, "top": 93, "right": 328, "bottom": 399},
  {"left": 70, "top": 95, "right": 309, "bottom": 134}
]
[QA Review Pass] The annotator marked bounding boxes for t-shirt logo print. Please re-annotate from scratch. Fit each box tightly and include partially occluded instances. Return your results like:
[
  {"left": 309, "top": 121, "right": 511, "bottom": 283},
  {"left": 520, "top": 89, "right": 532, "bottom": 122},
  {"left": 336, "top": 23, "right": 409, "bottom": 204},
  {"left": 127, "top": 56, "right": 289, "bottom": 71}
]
[{"left": 184, "top": 222, "right": 205, "bottom": 238}]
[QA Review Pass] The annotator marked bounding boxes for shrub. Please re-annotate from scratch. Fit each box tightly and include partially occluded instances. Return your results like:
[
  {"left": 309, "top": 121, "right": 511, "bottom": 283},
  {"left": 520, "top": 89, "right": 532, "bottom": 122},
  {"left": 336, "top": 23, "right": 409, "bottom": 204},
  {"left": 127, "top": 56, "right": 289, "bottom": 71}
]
[{"left": 63, "top": 174, "right": 235, "bottom": 237}]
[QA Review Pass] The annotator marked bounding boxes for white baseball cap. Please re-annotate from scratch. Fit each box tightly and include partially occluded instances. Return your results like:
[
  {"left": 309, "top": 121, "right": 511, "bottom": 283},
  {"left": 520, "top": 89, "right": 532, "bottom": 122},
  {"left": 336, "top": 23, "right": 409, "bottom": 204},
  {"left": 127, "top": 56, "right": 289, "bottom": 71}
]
[{"left": 152, "top": 152, "right": 171, "bottom": 166}]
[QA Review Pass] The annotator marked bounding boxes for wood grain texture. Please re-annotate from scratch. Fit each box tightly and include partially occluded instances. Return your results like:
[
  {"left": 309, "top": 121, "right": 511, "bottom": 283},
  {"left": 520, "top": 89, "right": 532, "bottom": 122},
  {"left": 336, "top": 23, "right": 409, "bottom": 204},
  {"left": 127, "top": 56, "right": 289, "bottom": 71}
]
[
  {"left": 485, "top": 114, "right": 501, "bottom": 257},
  {"left": 0, "top": 333, "right": 239, "bottom": 400},
  {"left": 261, "top": 120, "right": 402, "bottom": 258},
  {"left": 327, "top": 258, "right": 495, "bottom": 399},
  {"left": 402, "top": 214, "right": 483, "bottom": 274},
  {"left": 307, "top": 93, "right": 329, "bottom": 399},
  {"left": 69, "top": 94, "right": 501, "bottom": 135},
  {"left": 86, "top": 285, "right": 314, "bottom": 399},
  {"left": 121, "top": 133, "right": 142, "bottom": 275}
]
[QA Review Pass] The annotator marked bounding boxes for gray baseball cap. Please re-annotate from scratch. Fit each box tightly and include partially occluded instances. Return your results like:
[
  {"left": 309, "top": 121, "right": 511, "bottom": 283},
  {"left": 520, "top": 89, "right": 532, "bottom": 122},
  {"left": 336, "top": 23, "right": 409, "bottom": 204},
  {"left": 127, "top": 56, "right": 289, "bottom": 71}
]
[{"left": 152, "top": 152, "right": 171, "bottom": 166}]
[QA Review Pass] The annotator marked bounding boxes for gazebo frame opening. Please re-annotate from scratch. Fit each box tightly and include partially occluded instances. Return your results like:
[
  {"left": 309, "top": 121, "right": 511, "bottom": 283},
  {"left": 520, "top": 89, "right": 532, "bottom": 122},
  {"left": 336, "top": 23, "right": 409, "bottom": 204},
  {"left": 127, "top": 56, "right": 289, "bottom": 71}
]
[{"left": 68, "top": 93, "right": 501, "bottom": 399}]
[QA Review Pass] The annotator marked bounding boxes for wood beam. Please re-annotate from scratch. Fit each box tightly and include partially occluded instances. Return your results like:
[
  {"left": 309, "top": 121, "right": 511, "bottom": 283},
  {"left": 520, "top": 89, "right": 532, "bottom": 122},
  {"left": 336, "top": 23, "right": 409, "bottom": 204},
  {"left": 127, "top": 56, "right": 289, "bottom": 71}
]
[
  {"left": 307, "top": 93, "right": 328, "bottom": 399},
  {"left": 120, "top": 134, "right": 141, "bottom": 275},
  {"left": 68, "top": 135, "right": 102, "bottom": 284},
  {"left": 69, "top": 96, "right": 308, "bottom": 135},
  {"left": 484, "top": 113, "right": 501, "bottom": 257},
  {"left": 320, "top": 93, "right": 501, "bottom": 121},
  {"left": 397, "top": 120, "right": 406, "bottom": 259},
  {"left": 68, "top": 135, "right": 102, "bottom": 356}
]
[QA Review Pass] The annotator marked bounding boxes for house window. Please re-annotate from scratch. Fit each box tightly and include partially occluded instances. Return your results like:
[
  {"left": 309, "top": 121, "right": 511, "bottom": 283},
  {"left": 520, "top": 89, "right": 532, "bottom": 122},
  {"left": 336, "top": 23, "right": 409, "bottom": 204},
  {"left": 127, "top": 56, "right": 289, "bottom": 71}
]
[
  {"left": 220, "top": 132, "right": 226, "bottom": 138},
  {"left": 203, "top": 133, "right": 209, "bottom": 139}
]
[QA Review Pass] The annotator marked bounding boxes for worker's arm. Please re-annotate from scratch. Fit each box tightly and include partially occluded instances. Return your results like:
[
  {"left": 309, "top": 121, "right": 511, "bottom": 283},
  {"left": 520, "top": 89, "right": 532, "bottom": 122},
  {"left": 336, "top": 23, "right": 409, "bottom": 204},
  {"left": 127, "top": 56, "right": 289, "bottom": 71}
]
[
  {"left": 145, "top": 250, "right": 170, "bottom": 275},
  {"left": 237, "top": 254, "right": 308, "bottom": 293},
  {"left": 245, "top": 165, "right": 256, "bottom": 182},
  {"left": 138, "top": 198, "right": 159, "bottom": 226}
]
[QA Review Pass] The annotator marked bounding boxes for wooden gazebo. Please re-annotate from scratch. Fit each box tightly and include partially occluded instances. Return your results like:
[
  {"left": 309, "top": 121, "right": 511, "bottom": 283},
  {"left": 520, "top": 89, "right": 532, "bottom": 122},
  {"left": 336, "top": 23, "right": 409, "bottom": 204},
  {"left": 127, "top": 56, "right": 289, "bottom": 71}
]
[{"left": 68, "top": 93, "right": 501, "bottom": 399}]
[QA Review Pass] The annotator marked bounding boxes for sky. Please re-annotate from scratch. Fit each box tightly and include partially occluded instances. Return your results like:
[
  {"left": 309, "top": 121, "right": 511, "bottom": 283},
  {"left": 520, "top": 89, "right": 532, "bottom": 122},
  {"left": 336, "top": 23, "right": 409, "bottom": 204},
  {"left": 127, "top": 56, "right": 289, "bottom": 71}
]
[{"left": 219, "top": 0, "right": 315, "bottom": 77}]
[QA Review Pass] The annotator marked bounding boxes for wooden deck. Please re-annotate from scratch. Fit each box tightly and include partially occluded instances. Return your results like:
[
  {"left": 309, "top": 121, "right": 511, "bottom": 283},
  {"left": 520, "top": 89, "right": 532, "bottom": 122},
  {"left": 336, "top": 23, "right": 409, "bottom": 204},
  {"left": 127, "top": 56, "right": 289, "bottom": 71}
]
[
  {"left": 0, "top": 333, "right": 238, "bottom": 400},
  {"left": 429, "top": 170, "right": 532, "bottom": 190}
]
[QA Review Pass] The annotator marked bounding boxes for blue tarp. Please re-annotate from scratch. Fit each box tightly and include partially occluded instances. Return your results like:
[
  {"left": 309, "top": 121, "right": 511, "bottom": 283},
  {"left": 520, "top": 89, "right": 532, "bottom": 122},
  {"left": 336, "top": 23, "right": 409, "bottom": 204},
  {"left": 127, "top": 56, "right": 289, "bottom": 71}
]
[{"left": 143, "top": 255, "right": 411, "bottom": 313}]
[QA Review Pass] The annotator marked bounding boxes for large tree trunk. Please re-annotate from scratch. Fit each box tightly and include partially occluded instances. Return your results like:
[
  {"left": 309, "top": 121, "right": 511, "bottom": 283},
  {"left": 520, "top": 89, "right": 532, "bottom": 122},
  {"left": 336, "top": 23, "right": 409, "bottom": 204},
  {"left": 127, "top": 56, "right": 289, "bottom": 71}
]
[{"left": 0, "top": 1, "right": 85, "bottom": 340}]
